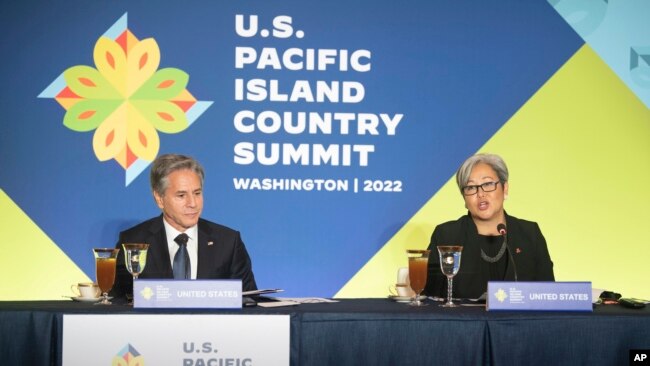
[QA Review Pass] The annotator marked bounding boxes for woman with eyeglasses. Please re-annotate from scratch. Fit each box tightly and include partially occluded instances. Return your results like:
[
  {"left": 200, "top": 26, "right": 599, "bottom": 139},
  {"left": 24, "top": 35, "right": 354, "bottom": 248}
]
[{"left": 424, "top": 153, "right": 555, "bottom": 300}]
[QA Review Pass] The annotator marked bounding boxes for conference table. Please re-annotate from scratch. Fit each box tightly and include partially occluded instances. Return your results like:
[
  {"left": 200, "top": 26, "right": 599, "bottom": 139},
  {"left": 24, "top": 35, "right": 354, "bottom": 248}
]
[{"left": 1, "top": 298, "right": 648, "bottom": 365}]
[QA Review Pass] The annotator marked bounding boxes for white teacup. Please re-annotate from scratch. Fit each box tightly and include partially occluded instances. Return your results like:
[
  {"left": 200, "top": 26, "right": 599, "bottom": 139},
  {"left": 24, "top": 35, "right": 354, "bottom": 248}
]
[
  {"left": 389, "top": 283, "right": 416, "bottom": 298},
  {"left": 71, "top": 282, "right": 101, "bottom": 299},
  {"left": 397, "top": 267, "right": 410, "bottom": 285}
]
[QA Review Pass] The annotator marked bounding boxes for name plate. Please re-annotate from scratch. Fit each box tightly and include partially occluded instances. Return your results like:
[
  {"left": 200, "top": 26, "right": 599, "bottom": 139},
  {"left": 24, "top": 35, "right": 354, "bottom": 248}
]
[
  {"left": 487, "top": 281, "right": 592, "bottom": 311},
  {"left": 134, "top": 279, "right": 242, "bottom": 309},
  {"left": 63, "top": 314, "right": 289, "bottom": 365}
]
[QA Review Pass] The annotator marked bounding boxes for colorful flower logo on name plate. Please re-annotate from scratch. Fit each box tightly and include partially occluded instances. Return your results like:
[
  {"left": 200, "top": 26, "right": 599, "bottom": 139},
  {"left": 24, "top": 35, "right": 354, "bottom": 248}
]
[
  {"left": 140, "top": 286, "right": 154, "bottom": 300},
  {"left": 495, "top": 288, "right": 508, "bottom": 302},
  {"left": 39, "top": 13, "right": 212, "bottom": 186},
  {"left": 113, "top": 344, "right": 145, "bottom": 366}
]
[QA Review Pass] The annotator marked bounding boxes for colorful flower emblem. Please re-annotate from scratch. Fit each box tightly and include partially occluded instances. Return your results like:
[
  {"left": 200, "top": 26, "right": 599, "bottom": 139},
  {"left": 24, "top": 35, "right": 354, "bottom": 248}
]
[
  {"left": 113, "top": 344, "right": 145, "bottom": 366},
  {"left": 495, "top": 288, "right": 508, "bottom": 302},
  {"left": 140, "top": 286, "right": 154, "bottom": 300},
  {"left": 39, "top": 13, "right": 212, "bottom": 185}
]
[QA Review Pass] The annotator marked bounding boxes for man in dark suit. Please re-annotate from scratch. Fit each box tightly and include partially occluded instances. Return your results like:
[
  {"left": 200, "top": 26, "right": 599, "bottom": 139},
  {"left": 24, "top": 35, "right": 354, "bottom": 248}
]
[{"left": 113, "top": 154, "right": 257, "bottom": 298}]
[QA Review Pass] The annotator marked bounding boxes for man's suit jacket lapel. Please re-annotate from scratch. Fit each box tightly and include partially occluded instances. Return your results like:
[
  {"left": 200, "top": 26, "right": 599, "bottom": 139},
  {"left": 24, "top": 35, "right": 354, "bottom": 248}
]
[
  {"left": 196, "top": 220, "right": 215, "bottom": 279},
  {"left": 147, "top": 216, "right": 173, "bottom": 278}
]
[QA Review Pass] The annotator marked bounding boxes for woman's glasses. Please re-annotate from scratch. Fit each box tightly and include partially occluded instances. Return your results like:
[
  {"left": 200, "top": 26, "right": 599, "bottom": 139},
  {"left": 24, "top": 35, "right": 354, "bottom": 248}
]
[{"left": 462, "top": 181, "right": 501, "bottom": 196}]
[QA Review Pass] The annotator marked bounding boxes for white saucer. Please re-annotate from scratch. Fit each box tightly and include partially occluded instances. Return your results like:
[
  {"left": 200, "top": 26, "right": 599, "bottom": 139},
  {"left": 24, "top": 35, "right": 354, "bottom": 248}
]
[
  {"left": 388, "top": 295, "right": 426, "bottom": 303},
  {"left": 69, "top": 296, "right": 110, "bottom": 302}
]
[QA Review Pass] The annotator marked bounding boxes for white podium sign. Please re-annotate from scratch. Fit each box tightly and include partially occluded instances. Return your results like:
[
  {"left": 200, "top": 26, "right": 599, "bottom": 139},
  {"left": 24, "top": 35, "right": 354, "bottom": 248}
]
[{"left": 63, "top": 314, "right": 289, "bottom": 365}]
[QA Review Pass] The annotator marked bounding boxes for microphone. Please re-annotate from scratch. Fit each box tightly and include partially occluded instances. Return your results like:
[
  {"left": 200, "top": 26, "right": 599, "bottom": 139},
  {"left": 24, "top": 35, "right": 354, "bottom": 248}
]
[
  {"left": 497, "top": 223, "right": 507, "bottom": 236},
  {"left": 498, "top": 223, "right": 518, "bottom": 282}
]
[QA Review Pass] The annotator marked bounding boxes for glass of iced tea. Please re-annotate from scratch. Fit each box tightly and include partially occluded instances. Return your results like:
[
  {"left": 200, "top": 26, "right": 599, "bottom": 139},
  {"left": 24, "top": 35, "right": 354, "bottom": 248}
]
[
  {"left": 406, "top": 249, "right": 431, "bottom": 306},
  {"left": 93, "top": 248, "right": 120, "bottom": 305}
]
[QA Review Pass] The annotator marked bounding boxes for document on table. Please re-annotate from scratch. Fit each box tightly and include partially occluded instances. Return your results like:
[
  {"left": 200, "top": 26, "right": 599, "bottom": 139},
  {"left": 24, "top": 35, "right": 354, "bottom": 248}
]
[
  {"left": 242, "top": 289, "right": 284, "bottom": 296},
  {"left": 272, "top": 297, "right": 339, "bottom": 304},
  {"left": 256, "top": 297, "right": 338, "bottom": 308},
  {"left": 257, "top": 300, "right": 300, "bottom": 308}
]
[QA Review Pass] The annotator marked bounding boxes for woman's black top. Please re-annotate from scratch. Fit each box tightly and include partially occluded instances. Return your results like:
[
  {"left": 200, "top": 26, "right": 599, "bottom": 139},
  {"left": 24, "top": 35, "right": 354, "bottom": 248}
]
[{"left": 425, "top": 213, "right": 555, "bottom": 299}]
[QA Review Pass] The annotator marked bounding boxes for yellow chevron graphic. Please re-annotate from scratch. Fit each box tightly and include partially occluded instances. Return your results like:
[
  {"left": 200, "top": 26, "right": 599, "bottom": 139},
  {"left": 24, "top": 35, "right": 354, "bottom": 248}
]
[
  {"left": 336, "top": 44, "right": 650, "bottom": 300},
  {"left": 0, "top": 189, "right": 92, "bottom": 300}
]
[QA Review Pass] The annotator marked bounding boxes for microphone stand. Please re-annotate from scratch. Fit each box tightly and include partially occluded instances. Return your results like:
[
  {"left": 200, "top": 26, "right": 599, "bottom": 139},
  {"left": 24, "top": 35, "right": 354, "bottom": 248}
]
[{"left": 502, "top": 229, "right": 518, "bottom": 282}]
